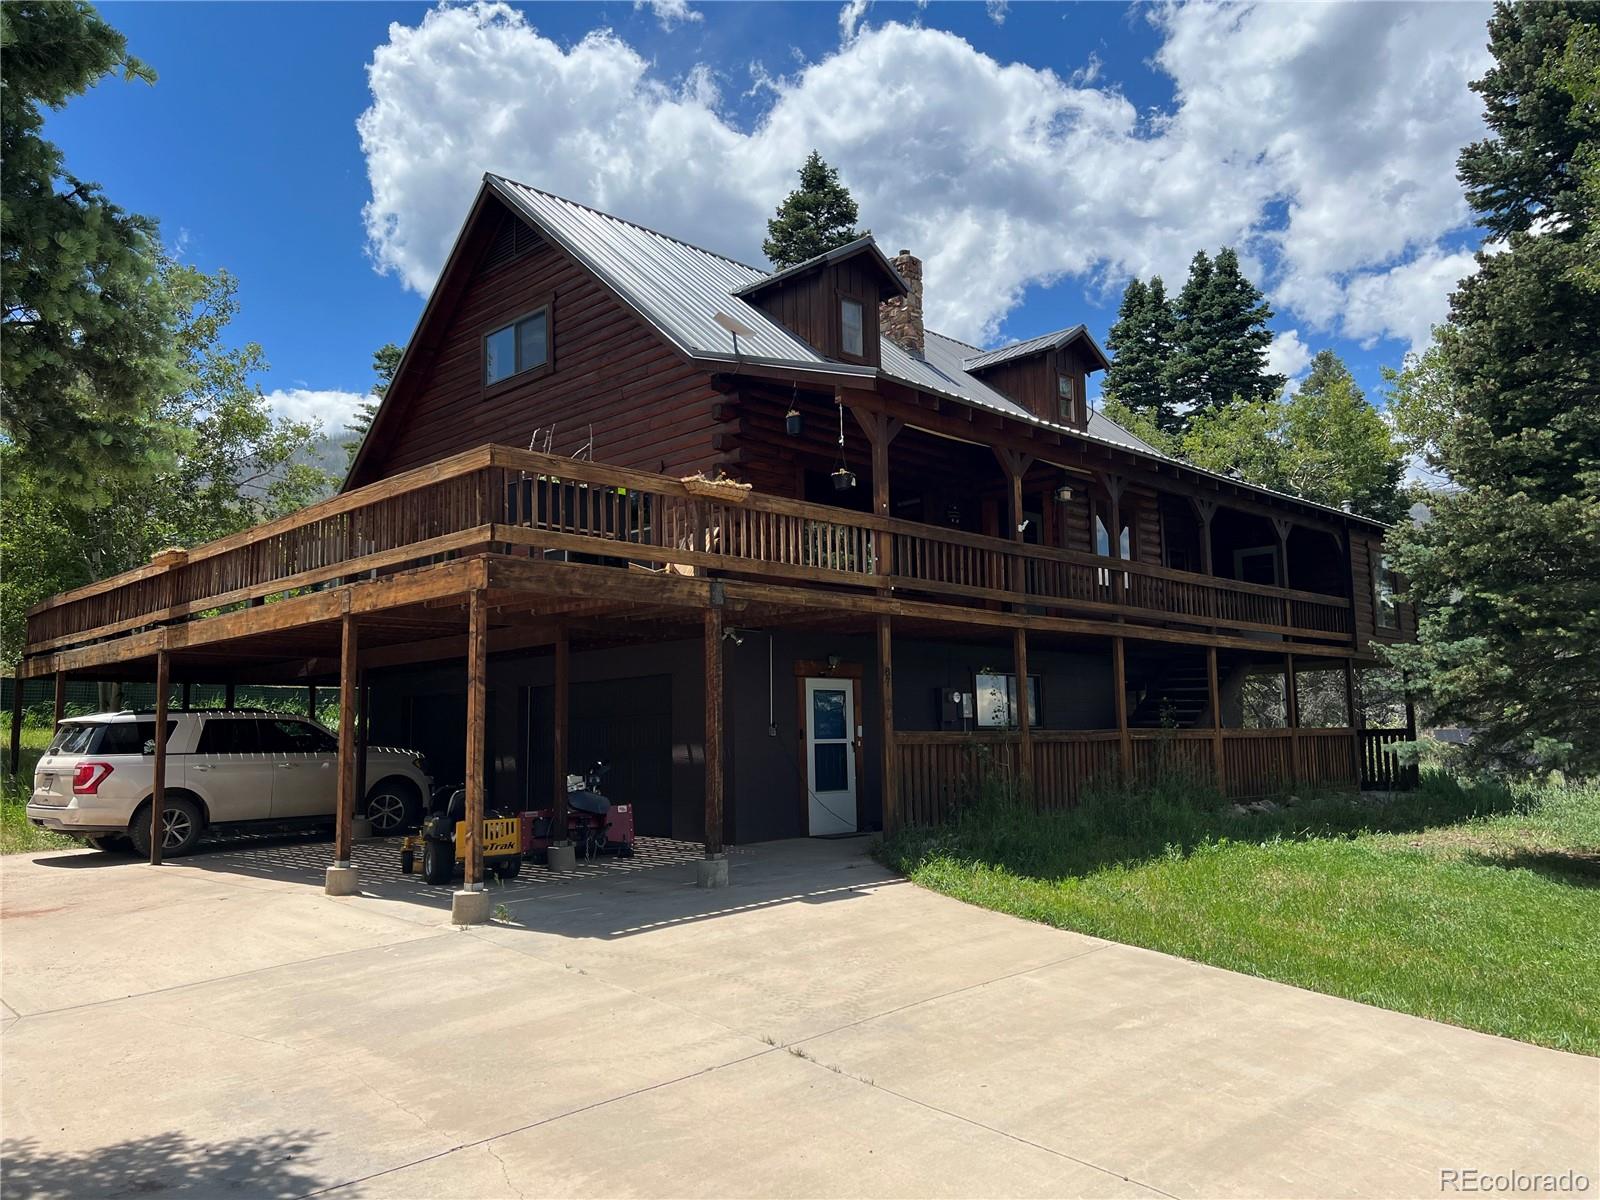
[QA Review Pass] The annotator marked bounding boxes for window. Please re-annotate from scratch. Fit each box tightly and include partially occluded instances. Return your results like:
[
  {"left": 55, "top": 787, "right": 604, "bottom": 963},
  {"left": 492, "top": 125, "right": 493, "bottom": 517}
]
[
  {"left": 484, "top": 309, "right": 549, "bottom": 387},
  {"left": 51, "top": 720, "right": 177, "bottom": 756},
  {"left": 196, "top": 718, "right": 262, "bottom": 755},
  {"left": 974, "top": 672, "right": 1041, "bottom": 729},
  {"left": 260, "top": 719, "right": 337, "bottom": 755},
  {"left": 840, "top": 297, "right": 865, "bottom": 358},
  {"left": 1375, "top": 555, "right": 1399, "bottom": 629},
  {"left": 1057, "top": 373, "right": 1078, "bottom": 423}
]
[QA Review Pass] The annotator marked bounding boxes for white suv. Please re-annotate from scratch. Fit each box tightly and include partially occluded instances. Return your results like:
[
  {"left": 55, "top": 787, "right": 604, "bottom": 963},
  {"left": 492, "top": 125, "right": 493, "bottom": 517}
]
[{"left": 27, "top": 711, "right": 432, "bottom": 857}]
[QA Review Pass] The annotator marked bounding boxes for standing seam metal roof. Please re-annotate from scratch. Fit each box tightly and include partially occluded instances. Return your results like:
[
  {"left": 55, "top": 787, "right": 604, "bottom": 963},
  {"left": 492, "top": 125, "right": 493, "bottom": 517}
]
[{"left": 486, "top": 174, "right": 1381, "bottom": 526}]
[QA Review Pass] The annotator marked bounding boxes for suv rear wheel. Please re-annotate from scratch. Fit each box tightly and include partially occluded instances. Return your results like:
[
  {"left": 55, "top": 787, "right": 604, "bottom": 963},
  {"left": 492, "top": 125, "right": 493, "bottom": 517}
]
[
  {"left": 128, "top": 795, "right": 204, "bottom": 858},
  {"left": 364, "top": 778, "right": 422, "bottom": 836}
]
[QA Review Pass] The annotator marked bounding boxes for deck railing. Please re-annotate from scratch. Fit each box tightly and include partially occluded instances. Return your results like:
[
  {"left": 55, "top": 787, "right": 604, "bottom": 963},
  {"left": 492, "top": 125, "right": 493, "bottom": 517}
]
[
  {"left": 1359, "top": 728, "right": 1419, "bottom": 790},
  {"left": 895, "top": 727, "right": 1367, "bottom": 825},
  {"left": 25, "top": 445, "right": 1354, "bottom": 655}
]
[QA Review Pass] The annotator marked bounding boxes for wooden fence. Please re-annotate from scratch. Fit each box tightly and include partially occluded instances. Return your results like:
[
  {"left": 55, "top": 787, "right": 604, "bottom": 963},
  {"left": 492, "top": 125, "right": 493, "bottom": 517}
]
[
  {"left": 1359, "top": 728, "right": 1419, "bottom": 790},
  {"left": 895, "top": 726, "right": 1369, "bottom": 825},
  {"left": 26, "top": 445, "right": 1355, "bottom": 656}
]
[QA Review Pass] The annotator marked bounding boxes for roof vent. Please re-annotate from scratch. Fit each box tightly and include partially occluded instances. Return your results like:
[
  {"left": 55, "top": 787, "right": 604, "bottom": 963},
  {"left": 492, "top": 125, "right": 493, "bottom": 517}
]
[{"left": 484, "top": 216, "right": 542, "bottom": 272}]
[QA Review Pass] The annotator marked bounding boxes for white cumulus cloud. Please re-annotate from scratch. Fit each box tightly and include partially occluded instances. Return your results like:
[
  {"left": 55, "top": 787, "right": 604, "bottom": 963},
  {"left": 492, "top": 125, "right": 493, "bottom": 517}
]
[
  {"left": 1266, "top": 328, "right": 1314, "bottom": 383},
  {"left": 263, "top": 388, "right": 373, "bottom": 431},
  {"left": 358, "top": 1, "right": 1492, "bottom": 351}
]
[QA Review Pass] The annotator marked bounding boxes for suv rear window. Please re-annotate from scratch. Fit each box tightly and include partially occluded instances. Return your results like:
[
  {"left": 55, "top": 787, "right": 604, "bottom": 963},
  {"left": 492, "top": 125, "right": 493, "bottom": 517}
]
[
  {"left": 259, "top": 719, "right": 337, "bottom": 754},
  {"left": 49, "top": 721, "right": 176, "bottom": 756}
]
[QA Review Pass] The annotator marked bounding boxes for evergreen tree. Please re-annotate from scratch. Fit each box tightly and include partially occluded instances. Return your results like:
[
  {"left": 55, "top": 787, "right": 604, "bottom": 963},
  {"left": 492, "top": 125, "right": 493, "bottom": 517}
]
[
  {"left": 1385, "top": 1, "right": 1600, "bottom": 774},
  {"left": 1, "top": 2, "right": 186, "bottom": 505},
  {"left": 1104, "top": 275, "right": 1180, "bottom": 432},
  {"left": 763, "top": 151, "right": 863, "bottom": 269},
  {"left": 1168, "top": 248, "right": 1284, "bottom": 414},
  {"left": 344, "top": 342, "right": 403, "bottom": 469}
]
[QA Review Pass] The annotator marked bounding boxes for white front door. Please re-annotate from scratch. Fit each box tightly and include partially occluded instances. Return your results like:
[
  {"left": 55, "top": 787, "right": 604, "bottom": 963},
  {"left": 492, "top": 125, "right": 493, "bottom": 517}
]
[{"left": 804, "top": 678, "right": 857, "bottom": 836}]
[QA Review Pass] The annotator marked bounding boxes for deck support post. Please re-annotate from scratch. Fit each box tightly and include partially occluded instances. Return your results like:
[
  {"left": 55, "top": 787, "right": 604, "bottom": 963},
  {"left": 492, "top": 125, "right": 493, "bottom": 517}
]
[
  {"left": 1012, "top": 625, "right": 1032, "bottom": 797},
  {"left": 1344, "top": 658, "right": 1361, "bottom": 788},
  {"left": 878, "top": 615, "right": 897, "bottom": 834},
  {"left": 1112, "top": 636, "right": 1132, "bottom": 780},
  {"left": 327, "top": 613, "right": 360, "bottom": 896},
  {"left": 181, "top": 680, "right": 192, "bottom": 710},
  {"left": 1285, "top": 653, "right": 1301, "bottom": 788},
  {"left": 699, "top": 590, "right": 728, "bottom": 887},
  {"left": 1207, "top": 646, "right": 1225, "bottom": 795},
  {"left": 453, "top": 589, "right": 491, "bottom": 923},
  {"left": 224, "top": 682, "right": 236, "bottom": 709},
  {"left": 307, "top": 683, "right": 318, "bottom": 720},
  {"left": 52, "top": 672, "right": 66, "bottom": 732},
  {"left": 9, "top": 671, "right": 24, "bottom": 777},
  {"left": 1273, "top": 517, "right": 1295, "bottom": 626},
  {"left": 549, "top": 622, "right": 571, "bottom": 869},
  {"left": 149, "top": 649, "right": 170, "bottom": 866}
]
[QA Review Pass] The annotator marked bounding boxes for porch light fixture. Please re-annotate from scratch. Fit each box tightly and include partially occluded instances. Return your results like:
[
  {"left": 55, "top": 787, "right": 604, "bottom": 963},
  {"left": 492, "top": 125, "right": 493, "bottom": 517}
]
[
  {"left": 1054, "top": 482, "right": 1074, "bottom": 503},
  {"left": 831, "top": 398, "right": 856, "bottom": 491}
]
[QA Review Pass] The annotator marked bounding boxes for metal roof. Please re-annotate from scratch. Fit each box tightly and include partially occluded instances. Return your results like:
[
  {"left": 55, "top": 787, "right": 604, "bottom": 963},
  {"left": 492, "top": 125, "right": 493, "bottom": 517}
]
[
  {"left": 486, "top": 174, "right": 1383, "bottom": 527},
  {"left": 733, "top": 235, "right": 908, "bottom": 299},
  {"left": 962, "top": 325, "right": 1111, "bottom": 373}
]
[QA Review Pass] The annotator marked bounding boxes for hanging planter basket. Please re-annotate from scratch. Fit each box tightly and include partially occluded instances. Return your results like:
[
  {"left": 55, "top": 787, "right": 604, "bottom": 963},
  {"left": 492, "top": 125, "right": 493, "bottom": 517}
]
[{"left": 681, "top": 474, "right": 753, "bottom": 503}]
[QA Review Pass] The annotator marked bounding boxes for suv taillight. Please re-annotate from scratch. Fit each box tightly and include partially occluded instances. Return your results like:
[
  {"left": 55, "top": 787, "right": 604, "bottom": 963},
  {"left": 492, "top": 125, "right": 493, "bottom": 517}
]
[{"left": 73, "top": 762, "right": 114, "bottom": 795}]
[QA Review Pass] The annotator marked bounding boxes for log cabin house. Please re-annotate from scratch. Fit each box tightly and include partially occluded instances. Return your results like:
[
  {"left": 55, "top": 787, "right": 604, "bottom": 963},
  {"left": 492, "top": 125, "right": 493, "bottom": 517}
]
[{"left": 14, "top": 174, "right": 1416, "bottom": 901}]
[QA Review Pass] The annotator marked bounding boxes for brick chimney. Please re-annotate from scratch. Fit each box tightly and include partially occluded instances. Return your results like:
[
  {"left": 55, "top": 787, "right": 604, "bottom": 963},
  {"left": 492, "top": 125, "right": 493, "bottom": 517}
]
[{"left": 880, "top": 249, "right": 924, "bottom": 357}]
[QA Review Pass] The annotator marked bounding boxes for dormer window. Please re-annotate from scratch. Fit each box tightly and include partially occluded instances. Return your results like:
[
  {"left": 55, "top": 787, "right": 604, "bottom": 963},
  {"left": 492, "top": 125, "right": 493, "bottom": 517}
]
[
  {"left": 840, "top": 297, "right": 865, "bottom": 358},
  {"left": 1057, "top": 373, "right": 1074, "bottom": 422},
  {"left": 484, "top": 308, "right": 549, "bottom": 388}
]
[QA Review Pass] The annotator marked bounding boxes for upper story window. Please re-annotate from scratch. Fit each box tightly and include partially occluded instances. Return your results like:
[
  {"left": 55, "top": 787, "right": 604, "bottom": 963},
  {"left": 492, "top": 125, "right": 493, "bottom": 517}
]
[
  {"left": 1057, "top": 373, "right": 1075, "bottom": 422},
  {"left": 485, "top": 309, "right": 549, "bottom": 387},
  {"left": 840, "top": 297, "right": 865, "bottom": 358},
  {"left": 1375, "top": 554, "right": 1399, "bottom": 629}
]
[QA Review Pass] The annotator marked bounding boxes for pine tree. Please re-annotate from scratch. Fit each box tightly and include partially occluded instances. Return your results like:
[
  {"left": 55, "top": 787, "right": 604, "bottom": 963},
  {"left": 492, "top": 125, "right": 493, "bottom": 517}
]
[
  {"left": 1384, "top": 1, "right": 1600, "bottom": 773},
  {"left": 1167, "top": 248, "right": 1284, "bottom": 414},
  {"left": 1104, "top": 276, "right": 1180, "bottom": 432},
  {"left": 762, "top": 151, "right": 863, "bottom": 269},
  {"left": 1, "top": 1, "right": 187, "bottom": 506},
  {"left": 344, "top": 342, "right": 402, "bottom": 469}
]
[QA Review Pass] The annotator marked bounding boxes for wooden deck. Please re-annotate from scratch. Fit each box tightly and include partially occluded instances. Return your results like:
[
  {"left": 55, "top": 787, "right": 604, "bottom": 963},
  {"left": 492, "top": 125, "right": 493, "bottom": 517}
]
[{"left": 23, "top": 444, "right": 1356, "bottom": 664}]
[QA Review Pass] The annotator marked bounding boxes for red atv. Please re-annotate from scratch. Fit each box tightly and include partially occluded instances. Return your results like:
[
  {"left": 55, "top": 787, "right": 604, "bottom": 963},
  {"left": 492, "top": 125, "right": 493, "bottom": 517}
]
[{"left": 525, "top": 762, "right": 635, "bottom": 860}]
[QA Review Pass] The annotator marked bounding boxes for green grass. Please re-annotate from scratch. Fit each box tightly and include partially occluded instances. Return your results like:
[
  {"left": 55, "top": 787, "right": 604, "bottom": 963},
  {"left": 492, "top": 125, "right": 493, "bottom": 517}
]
[
  {"left": 2, "top": 725, "right": 78, "bottom": 855},
  {"left": 878, "top": 771, "right": 1600, "bottom": 1055}
]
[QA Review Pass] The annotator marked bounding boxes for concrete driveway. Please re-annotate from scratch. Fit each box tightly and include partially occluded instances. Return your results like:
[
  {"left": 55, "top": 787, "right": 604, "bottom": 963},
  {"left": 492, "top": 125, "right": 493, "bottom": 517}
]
[{"left": 1, "top": 834, "right": 1594, "bottom": 1199}]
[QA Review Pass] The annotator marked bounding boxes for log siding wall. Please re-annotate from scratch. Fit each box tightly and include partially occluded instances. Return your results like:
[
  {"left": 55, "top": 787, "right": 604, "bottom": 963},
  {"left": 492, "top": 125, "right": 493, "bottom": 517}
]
[{"left": 352, "top": 232, "right": 723, "bottom": 486}]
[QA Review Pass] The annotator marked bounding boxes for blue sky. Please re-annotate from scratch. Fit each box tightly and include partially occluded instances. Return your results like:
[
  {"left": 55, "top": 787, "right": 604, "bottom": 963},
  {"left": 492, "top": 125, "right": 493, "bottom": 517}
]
[{"left": 51, "top": 1, "right": 1492, "bottom": 432}]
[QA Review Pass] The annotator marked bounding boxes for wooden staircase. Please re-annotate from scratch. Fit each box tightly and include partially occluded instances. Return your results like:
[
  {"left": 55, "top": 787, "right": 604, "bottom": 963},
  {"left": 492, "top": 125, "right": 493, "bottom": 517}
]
[{"left": 1129, "top": 651, "right": 1211, "bottom": 729}]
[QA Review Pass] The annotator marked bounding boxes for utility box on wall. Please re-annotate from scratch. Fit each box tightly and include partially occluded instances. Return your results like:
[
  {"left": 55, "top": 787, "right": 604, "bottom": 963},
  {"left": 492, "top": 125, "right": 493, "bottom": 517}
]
[{"left": 933, "top": 687, "right": 972, "bottom": 731}]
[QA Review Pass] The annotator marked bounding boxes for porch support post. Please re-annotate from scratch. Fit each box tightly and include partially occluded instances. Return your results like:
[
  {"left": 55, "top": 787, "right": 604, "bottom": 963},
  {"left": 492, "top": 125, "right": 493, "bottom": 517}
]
[
  {"left": 224, "top": 682, "right": 236, "bottom": 709},
  {"left": 1192, "top": 498, "right": 1218, "bottom": 576},
  {"left": 1285, "top": 653, "right": 1301, "bottom": 788},
  {"left": 181, "top": 680, "right": 192, "bottom": 710},
  {"left": 548, "top": 623, "right": 572, "bottom": 871},
  {"left": 52, "top": 672, "right": 66, "bottom": 731},
  {"left": 1207, "top": 646, "right": 1225, "bottom": 795},
  {"left": 1112, "top": 636, "right": 1132, "bottom": 780},
  {"left": 848, "top": 400, "right": 903, "bottom": 591},
  {"left": 453, "top": 587, "right": 490, "bottom": 924},
  {"left": 327, "top": 612, "right": 360, "bottom": 896},
  {"left": 1273, "top": 516, "right": 1294, "bottom": 626},
  {"left": 699, "top": 588, "right": 728, "bottom": 887},
  {"left": 9, "top": 671, "right": 24, "bottom": 776},
  {"left": 994, "top": 447, "right": 1034, "bottom": 607},
  {"left": 307, "top": 684, "right": 318, "bottom": 720},
  {"left": 1012, "top": 625, "right": 1032, "bottom": 796},
  {"left": 877, "top": 615, "right": 898, "bottom": 835},
  {"left": 1344, "top": 658, "right": 1361, "bottom": 788},
  {"left": 149, "top": 649, "right": 170, "bottom": 866}
]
